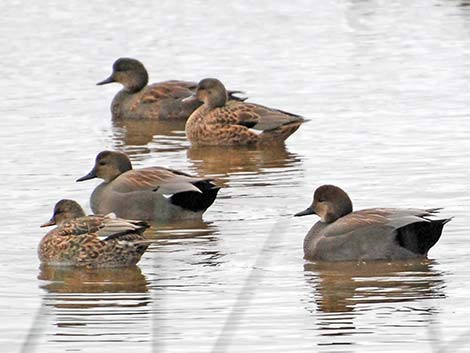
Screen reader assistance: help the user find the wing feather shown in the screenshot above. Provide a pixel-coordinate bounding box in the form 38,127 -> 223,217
323,208 -> 440,237
209,101 -> 305,132
109,167 -> 212,196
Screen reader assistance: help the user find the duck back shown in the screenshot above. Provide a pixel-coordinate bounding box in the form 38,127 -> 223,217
111,82 -> 200,120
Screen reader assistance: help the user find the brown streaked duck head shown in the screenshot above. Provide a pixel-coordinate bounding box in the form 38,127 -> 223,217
77,150 -> 133,183
295,185 -> 353,223
194,78 -> 228,108
97,58 -> 149,93
41,199 -> 86,227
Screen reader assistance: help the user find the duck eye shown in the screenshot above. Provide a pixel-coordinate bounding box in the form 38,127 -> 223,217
114,65 -> 127,72
99,161 -> 106,166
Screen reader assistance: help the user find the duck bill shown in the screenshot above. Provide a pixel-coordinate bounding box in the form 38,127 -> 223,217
96,75 -> 115,86
76,169 -> 97,182
294,206 -> 315,217
40,218 -> 56,228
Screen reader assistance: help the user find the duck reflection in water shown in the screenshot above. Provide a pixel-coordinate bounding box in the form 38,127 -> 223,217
111,118 -> 187,149
303,260 -> 445,347
186,144 -> 302,188
147,219 -> 225,268
36,265 -> 152,344
304,260 -> 445,314
38,264 -> 149,294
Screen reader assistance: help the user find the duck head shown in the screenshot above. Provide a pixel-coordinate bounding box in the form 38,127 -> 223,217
295,185 -> 353,223
77,150 -> 133,183
193,78 -> 228,108
41,199 -> 86,227
97,58 -> 149,93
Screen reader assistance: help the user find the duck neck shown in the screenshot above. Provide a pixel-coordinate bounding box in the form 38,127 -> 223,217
105,159 -> 133,183
320,199 -> 353,223
125,70 -> 148,93
323,211 -> 341,223
106,171 -> 124,183
327,201 -> 353,223
207,89 -> 228,108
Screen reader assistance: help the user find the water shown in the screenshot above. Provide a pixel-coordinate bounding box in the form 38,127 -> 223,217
1,0 -> 470,352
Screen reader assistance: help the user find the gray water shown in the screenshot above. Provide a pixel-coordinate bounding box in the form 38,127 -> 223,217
1,0 -> 470,352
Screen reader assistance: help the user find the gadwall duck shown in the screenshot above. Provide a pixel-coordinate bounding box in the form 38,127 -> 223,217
77,150 -> 220,221
185,78 -> 306,146
295,185 -> 451,261
98,58 -> 244,120
39,200 -> 151,268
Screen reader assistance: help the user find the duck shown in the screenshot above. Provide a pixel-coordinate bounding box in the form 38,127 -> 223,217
39,199 -> 151,268
295,185 -> 451,261
97,58 -> 244,120
184,78 -> 306,146
76,150 -> 220,221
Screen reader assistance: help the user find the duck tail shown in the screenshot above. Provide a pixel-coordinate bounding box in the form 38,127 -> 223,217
440,216 -> 453,225
397,217 -> 451,256
259,121 -> 303,143
170,180 -> 220,212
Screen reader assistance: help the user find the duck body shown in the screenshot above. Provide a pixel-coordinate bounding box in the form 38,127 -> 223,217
186,100 -> 304,146
110,80 -> 202,120
77,151 -> 219,221
38,200 -> 150,268
296,185 -> 451,262
302,207 -> 449,261
99,58 -> 243,120
185,78 -> 305,146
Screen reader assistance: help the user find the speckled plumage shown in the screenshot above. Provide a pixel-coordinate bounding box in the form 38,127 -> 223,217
98,58 -> 244,120
77,150 -> 220,221
295,185 -> 452,262
38,200 -> 151,268
185,78 -> 306,146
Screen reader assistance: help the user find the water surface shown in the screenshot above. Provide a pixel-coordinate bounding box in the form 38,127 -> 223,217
1,1 -> 470,352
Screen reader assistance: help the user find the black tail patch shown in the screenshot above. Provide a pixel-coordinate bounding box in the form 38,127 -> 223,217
397,218 -> 450,255
170,180 -> 220,212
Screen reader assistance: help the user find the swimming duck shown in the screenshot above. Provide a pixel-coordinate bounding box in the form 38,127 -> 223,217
39,199 -> 151,268
185,78 -> 306,146
295,185 -> 451,261
76,150 -> 220,221
97,58 -> 244,120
